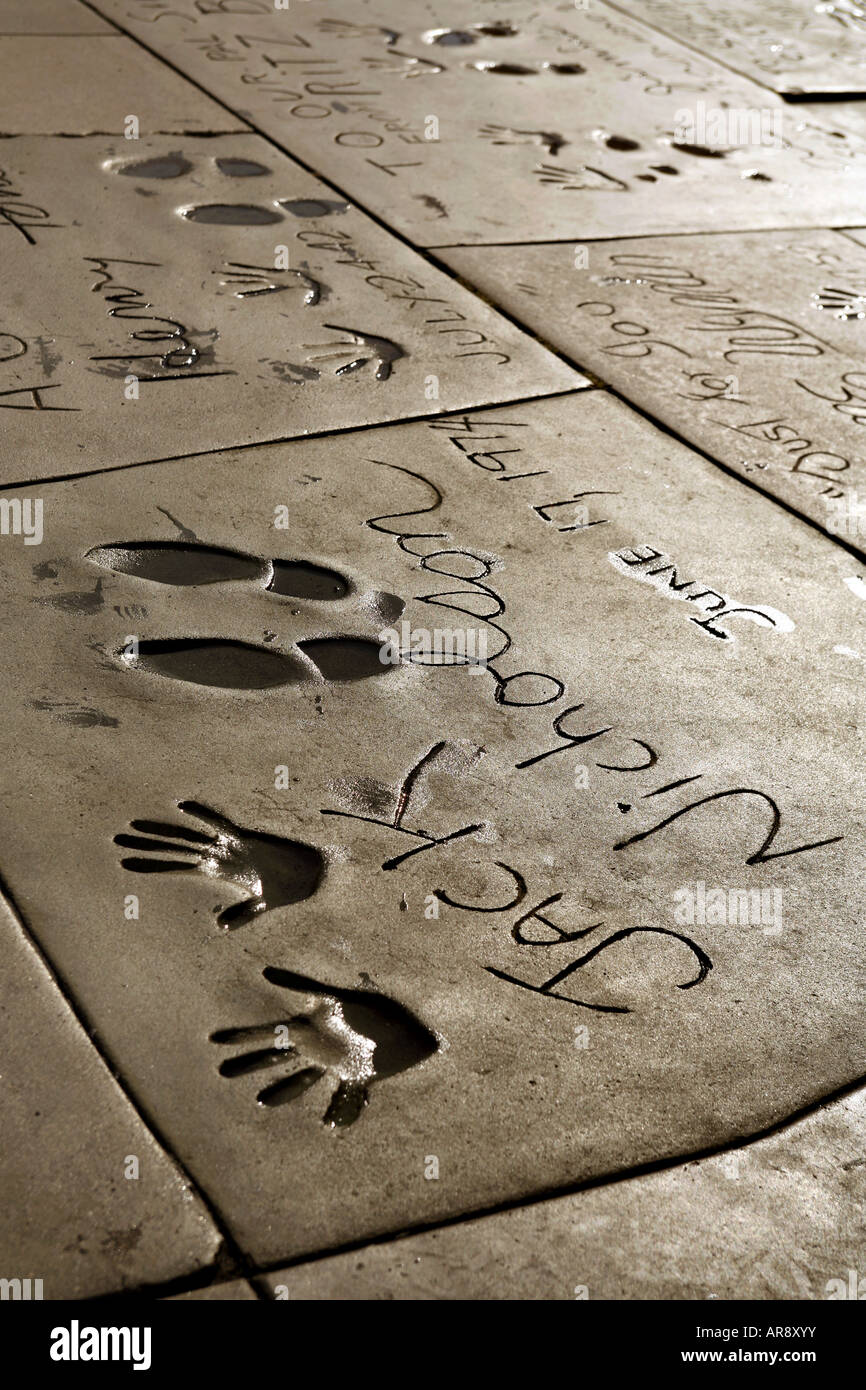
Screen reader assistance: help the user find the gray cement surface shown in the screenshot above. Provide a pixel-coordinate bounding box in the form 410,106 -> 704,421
0,0 -> 863,1304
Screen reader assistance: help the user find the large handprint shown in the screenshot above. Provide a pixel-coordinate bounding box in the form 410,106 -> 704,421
115,801 -> 324,928
211,967 -> 439,1127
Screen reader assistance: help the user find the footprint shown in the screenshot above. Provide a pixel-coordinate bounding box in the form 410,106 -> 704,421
211,966 -> 438,1125
115,799 -> 324,928
605,135 -> 641,152
92,543 -> 403,688
269,562 -> 350,600
585,135 -> 682,185
125,638 -> 311,690
111,153 -> 270,180
125,636 -> 394,689
181,204 -> 283,225
469,61 -> 536,74
279,198 -> 349,218
297,637 -> 389,682
469,60 -> 584,74
670,142 -> 727,159
107,153 -> 361,232
87,541 -> 351,599
214,157 -> 269,178
108,152 -> 350,229
424,21 -> 519,44
471,22 -> 519,37
115,153 -> 193,179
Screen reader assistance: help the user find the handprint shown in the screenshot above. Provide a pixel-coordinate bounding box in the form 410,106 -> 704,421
479,123 -> 567,156
217,261 -> 323,306
115,801 -> 324,928
360,48 -> 445,77
304,324 -> 405,382
534,162 -> 627,192
211,967 -> 439,1127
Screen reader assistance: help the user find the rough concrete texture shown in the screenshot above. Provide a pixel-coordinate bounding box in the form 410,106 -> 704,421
0,392 -> 862,1268
85,0 -> 866,245
614,0 -> 866,95
1,0 -> 863,1303
0,37 -> 242,133
0,893 -> 221,1298
0,133 -> 580,482
266,1084 -> 866,1300
441,229 -> 866,553
0,1 -> 115,35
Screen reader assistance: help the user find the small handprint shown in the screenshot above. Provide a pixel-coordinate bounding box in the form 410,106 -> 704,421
115,801 -> 324,928
304,324 -> 405,382
217,261 -> 323,306
211,967 -> 438,1126
534,162 -> 627,192
479,123 -> 567,156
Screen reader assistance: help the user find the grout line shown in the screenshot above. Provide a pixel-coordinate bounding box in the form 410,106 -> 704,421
598,382 -> 866,566
429,253 -> 866,567
29,0 -> 863,1298
0,868 -> 252,1297
70,2 -> 501,262
88,1062 -> 866,1300
0,387 -> 591,492
237,1067 -> 866,1290
779,89 -> 866,104
428,223 -> 866,248
49,0 -> 866,581
600,0 -> 829,101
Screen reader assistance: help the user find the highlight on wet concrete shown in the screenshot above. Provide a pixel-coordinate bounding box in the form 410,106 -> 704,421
0,0 -> 116,35
264,1082 -> 866,1300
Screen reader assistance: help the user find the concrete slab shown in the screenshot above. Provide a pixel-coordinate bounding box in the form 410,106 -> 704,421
0,37 -> 241,134
265,1084 -> 866,1299
613,0 -> 866,96
83,0 -> 866,245
0,0 -> 115,35
0,893 -> 221,1298
441,229 -> 866,556
0,134 -> 581,484
0,391 -> 862,1266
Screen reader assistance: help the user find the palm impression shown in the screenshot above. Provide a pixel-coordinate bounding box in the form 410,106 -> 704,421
115,800 -> 324,929
211,967 -> 439,1127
